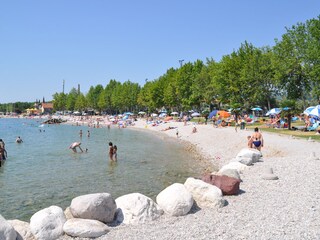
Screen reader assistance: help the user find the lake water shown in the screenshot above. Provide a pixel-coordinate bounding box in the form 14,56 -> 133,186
0,118 -> 207,221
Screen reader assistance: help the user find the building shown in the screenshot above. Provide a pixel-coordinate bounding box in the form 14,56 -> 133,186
41,102 -> 54,114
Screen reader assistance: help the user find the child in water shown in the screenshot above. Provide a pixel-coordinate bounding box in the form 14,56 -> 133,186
109,142 -> 114,161
113,145 -> 117,161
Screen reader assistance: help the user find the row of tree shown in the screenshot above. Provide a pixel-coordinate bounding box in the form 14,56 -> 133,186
3,16 -> 319,115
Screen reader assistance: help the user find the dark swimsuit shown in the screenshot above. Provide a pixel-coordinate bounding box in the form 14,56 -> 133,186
252,139 -> 261,148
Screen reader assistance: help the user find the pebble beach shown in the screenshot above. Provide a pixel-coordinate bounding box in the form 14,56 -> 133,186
92,119 -> 320,240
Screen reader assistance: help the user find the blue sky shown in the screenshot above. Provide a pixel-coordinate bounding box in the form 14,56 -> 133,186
1,1 -> 319,103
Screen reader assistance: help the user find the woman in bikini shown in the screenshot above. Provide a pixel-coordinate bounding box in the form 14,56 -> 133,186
251,127 -> 264,151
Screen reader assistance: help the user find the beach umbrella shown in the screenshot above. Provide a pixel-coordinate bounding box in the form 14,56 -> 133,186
251,107 -> 262,111
159,113 -> 167,118
191,112 -> 200,117
303,106 -> 315,115
151,113 -> 158,117
171,111 -> 179,116
138,111 -> 146,115
208,110 -> 218,119
217,110 -> 230,118
266,108 -> 281,116
308,105 -> 320,121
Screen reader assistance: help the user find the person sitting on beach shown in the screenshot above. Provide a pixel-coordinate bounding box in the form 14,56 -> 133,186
69,142 -> 83,153
192,125 -> 197,133
109,142 -> 114,161
16,136 -> 23,143
251,127 -> 264,151
113,145 -> 118,161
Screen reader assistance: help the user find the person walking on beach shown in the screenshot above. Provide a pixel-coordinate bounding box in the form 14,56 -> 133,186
176,128 -> 179,138
113,145 -> 118,161
250,127 -> 264,151
109,142 -> 114,161
69,142 -> 83,153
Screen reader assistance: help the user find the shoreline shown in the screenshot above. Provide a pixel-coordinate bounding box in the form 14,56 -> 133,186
2,116 -> 320,239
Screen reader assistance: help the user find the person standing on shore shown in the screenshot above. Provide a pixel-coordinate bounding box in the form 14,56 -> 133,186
109,142 -> 114,161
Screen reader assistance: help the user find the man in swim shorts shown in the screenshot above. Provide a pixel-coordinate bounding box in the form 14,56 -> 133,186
251,127 -> 264,151
69,142 -> 83,153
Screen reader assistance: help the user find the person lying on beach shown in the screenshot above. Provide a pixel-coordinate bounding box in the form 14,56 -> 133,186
69,142 -> 83,153
161,126 -> 177,131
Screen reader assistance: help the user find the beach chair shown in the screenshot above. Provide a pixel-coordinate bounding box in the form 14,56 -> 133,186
307,122 -> 319,131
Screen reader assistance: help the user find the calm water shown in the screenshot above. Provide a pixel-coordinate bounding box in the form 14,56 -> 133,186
0,118 -> 207,221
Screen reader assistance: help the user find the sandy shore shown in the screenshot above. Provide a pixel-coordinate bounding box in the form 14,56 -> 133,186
60,118 -> 320,239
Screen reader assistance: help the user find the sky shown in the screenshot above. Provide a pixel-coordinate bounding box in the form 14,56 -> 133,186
1,1 -> 320,103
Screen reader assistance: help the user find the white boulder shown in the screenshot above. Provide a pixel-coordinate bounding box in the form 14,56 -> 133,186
30,205 -> 66,240
184,177 -> 225,209
219,161 -> 249,174
156,183 -> 194,216
217,168 -> 241,181
70,193 -> 116,223
7,219 -> 35,240
63,218 -> 109,238
0,215 -> 17,240
115,193 -> 163,224
235,148 -> 262,164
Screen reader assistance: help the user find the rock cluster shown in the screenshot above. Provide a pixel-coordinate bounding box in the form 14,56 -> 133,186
0,147 -> 274,239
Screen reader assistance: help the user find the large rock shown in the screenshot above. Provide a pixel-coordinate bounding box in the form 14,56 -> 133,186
30,206 -> 66,240
115,193 -> 163,224
63,218 -> 109,238
218,168 -> 241,181
0,215 -> 17,240
184,177 -> 225,209
7,219 -> 35,240
235,148 -> 262,164
202,174 -> 241,195
156,183 -> 193,216
219,162 -> 249,174
70,193 -> 116,223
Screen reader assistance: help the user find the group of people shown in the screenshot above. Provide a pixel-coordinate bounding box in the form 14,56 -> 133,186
79,129 -> 90,138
